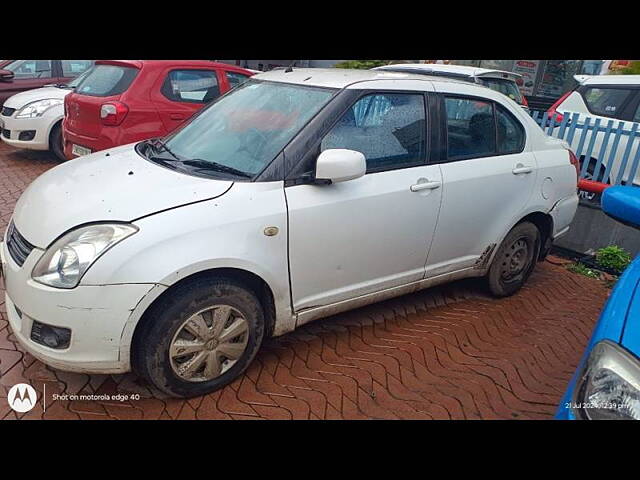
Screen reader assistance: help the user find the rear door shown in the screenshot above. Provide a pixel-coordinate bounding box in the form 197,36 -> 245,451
151,67 -> 224,133
0,60 -> 55,105
425,94 -> 537,277
64,62 -> 139,139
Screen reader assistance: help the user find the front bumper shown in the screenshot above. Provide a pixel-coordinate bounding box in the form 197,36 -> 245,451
0,112 -> 58,151
1,239 -> 159,374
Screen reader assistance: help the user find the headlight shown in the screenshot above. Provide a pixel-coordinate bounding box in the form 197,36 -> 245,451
573,340 -> 640,420
15,98 -> 64,119
32,223 -> 138,289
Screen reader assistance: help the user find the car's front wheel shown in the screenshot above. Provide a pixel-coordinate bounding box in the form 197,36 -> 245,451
133,277 -> 265,398
49,122 -> 66,162
486,221 -> 540,297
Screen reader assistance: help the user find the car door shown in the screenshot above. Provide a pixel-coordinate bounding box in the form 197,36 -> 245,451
425,94 -> 537,278
151,67 -> 225,134
0,60 -> 55,105
286,91 -> 443,312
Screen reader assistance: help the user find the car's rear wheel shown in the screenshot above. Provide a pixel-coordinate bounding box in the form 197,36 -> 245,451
486,222 -> 540,297
49,122 -> 66,162
133,277 -> 265,398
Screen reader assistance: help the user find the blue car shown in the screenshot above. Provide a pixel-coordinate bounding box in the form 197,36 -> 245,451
556,186 -> 640,420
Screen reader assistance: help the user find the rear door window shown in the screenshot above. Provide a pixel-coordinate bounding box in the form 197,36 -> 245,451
161,69 -> 220,103
581,87 -> 634,118
477,78 -> 523,104
75,64 -> 138,97
4,60 -> 53,79
225,71 -> 251,89
496,105 -> 525,153
61,60 -> 94,77
444,97 -> 496,159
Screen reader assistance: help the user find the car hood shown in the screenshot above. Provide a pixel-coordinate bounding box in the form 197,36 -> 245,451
11,144 -> 233,248
4,86 -> 70,109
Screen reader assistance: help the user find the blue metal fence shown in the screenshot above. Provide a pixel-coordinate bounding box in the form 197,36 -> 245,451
530,110 -> 640,186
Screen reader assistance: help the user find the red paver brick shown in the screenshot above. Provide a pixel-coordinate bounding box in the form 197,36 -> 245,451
0,142 -> 609,420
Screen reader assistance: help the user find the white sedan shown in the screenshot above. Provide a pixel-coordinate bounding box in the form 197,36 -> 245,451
0,75 -> 85,161
1,68 -> 579,397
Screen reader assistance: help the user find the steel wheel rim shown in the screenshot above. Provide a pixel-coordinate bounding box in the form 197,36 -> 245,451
169,305 -> 249,382
500,236 -> 530,282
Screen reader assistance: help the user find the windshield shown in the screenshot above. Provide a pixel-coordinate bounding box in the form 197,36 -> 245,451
478,78 -> 524,104
158,80 -> 336,178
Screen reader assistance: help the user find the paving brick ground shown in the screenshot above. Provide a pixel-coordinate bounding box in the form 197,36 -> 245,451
0,141 -> 610,420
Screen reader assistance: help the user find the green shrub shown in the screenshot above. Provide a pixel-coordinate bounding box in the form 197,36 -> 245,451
333,60 -> 391,70
618,61 -> 640,75
595,245 -> 632,274
567,262 -> 599,279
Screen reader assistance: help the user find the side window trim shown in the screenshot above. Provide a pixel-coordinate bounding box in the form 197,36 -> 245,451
319,89 -> 430,175
437,93 -> 525,164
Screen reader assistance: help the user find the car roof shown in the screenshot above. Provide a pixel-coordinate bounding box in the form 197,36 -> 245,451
375,63 -> 522,80
251,67 -> 470,89
94,60 -> 250,72
574,74 -> 640,86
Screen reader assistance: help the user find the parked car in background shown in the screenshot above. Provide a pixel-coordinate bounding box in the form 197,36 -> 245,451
1,72 -> 90,160
557,185 -> 640,420
0,60 -> 94,107
548,75 -> 640,189
1,68 -> 578,397
63,60 -> 254,159
374,63 -> 529,109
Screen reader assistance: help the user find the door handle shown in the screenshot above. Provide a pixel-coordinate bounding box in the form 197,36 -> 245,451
170,114 -> 185,121
410,180 -> 441,192
512,165 -> 533,175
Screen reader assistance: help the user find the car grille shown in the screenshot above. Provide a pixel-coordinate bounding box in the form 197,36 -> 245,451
1,106 -> 16,117
6,221 -> 34,267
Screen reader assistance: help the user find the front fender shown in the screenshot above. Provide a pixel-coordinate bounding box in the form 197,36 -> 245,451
82,181 -> 293,332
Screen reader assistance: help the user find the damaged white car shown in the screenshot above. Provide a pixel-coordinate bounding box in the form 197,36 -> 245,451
1,68 -> 578,397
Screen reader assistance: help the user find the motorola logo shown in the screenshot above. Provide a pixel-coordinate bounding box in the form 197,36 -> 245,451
7,383 -> 37,413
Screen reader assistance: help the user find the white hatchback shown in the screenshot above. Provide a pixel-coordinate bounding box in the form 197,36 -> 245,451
0,73 -> 87,161
0,68 -> 579,397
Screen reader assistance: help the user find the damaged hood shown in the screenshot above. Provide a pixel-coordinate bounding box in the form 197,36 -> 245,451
12,144 -> 233,248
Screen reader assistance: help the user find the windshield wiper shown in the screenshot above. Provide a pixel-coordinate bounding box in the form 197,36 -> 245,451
146,138 -> 181,162
182,159 -> 252,179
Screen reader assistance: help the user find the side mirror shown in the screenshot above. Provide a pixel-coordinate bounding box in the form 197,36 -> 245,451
602,186 -> 640,229
315,149 -> 366,183
0,69 -> 14,82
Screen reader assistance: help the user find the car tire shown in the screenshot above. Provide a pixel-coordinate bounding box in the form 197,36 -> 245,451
486,221 -> 540,297
49,123 -> 66,162
133,276 -> 265,398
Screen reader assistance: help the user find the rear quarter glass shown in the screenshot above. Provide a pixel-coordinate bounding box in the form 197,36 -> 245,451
75,65 -> 139,97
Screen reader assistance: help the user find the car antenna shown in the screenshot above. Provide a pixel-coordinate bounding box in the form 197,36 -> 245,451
284,60 -> 297,73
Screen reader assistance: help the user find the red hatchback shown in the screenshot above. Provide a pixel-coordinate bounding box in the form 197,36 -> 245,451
63,60 -> 254,159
